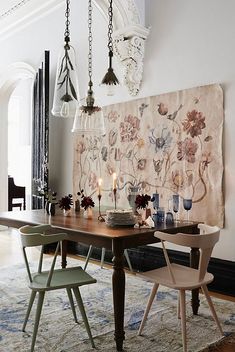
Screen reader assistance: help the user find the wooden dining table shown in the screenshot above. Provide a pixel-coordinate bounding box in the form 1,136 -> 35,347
0,209 -> 200,351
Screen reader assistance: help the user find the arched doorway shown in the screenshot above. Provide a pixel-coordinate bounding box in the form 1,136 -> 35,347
0,62 -> 35,211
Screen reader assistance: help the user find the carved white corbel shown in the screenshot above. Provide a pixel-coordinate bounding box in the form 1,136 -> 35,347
113,24 -> 150,96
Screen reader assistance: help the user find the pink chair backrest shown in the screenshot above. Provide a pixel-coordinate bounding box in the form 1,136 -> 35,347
154,224 -> 220,283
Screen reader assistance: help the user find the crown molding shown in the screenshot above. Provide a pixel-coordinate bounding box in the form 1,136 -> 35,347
0,0 -> 64,42
0,0 -> 149,96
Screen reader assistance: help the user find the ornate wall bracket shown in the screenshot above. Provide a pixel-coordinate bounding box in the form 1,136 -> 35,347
113,24 -> 150,96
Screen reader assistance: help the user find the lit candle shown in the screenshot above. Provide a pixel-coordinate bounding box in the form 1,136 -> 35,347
98,178 -> 102,196
112,172 -> 117,190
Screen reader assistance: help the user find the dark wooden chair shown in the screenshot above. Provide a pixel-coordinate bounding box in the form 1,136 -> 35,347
8,176 -> 26,211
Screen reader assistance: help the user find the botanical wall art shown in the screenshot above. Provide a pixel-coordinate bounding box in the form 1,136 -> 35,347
73,84 -> 224,227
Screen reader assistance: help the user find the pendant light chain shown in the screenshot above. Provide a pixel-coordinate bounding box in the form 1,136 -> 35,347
107,0 -> 113,52
88,0 -> 93,85
64,0 -> 70,43
100,0 -> 119,91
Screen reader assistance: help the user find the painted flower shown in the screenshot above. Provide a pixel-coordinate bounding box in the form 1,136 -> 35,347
109,129 -> 118,146
182,110 -> 206,138
114,148 -> 122,161
172,170 -> 184,189
177,137 -> 198,163
137,159 -> 147,170
108,110 -> 119,122
88,172 -> 97,190
120,114 -> 140,142
201,151 -> 212,170
106,163 -> 115,176
153,159 -> 163,174
149,127 -> 172,154
101,146 -> 108,161
76,140 -> 86,154
157,102 -> 168,115
136,138 -> 145,148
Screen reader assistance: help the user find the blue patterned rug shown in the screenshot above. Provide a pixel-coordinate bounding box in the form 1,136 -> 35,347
0,257 -> 234,351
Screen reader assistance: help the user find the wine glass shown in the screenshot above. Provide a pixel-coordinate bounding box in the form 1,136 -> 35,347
152,193 -> 159,212
183,198 -> 192,222
172,194 -> 179,222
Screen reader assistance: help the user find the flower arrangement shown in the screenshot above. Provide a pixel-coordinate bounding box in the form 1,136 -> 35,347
58,194 -> 73,211
135,194 -> 151,209
81,195 -> 95,211
77,189 -> 84,201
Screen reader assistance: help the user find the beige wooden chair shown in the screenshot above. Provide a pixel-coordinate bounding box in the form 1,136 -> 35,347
137,224 -> 223,352
19,224 -> 96,352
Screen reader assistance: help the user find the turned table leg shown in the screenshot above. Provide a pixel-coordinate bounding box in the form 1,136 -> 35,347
112,240 -> 125,351
61,239 -> 68,268
190,247 -> 200,314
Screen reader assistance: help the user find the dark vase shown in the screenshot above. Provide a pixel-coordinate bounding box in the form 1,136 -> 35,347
45,201 -> 50,214
75,199 -> 80,212
49,203 -> 56,216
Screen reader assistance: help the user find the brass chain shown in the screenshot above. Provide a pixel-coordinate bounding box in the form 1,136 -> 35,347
107,0 -> 113,52
64,0 -> 70,40
88,0 -> 93,83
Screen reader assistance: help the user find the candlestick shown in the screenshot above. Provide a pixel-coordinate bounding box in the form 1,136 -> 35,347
113,187 -> 117,210
97,194 -> 105,222
98,178 -> 102,196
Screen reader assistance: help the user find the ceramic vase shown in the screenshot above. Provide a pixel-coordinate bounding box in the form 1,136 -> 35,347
83,207 -> 93,219
63,209 -> 71,216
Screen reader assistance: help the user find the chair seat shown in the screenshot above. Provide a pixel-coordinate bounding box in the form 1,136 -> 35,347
137,263 -> 214,290
29,266 -> 97,291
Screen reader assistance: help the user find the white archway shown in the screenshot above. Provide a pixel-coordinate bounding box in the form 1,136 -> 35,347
0,0 -> 149,96
0,62 -> 36,211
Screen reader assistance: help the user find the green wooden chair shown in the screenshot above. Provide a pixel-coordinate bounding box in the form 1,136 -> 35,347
19,224 -> 96,352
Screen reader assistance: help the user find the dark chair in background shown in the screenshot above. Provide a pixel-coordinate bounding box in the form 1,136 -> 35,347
8,176 -> 26,211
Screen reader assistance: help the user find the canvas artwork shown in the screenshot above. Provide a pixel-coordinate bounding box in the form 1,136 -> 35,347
73,84 -> 224,227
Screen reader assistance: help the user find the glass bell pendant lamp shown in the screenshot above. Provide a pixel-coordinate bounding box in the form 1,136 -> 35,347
72,0 -> 105,136
51,0 -> 79,118
101,0 -> 119,96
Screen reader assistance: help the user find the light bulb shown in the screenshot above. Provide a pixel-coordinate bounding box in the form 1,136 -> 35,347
60,102 -> 70,117
106,84 -> 115,96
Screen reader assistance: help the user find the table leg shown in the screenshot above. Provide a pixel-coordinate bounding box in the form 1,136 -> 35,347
61,240 -> 68,268
112,240 -> 125,351
190,247 -> 200,314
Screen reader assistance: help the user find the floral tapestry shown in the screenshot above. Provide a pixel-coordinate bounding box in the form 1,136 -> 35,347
73,84 -> 224,227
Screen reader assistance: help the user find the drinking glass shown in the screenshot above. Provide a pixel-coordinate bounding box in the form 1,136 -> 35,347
172,194 -> 179,222
152,193 -> 159,211
183,198 -> 192,222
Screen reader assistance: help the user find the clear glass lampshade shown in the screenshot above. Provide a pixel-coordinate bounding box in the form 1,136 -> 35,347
51,43 -> 79,118
72,104 -> 105,137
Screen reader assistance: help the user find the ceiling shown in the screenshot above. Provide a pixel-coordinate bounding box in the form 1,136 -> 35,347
0,0 -> 63,41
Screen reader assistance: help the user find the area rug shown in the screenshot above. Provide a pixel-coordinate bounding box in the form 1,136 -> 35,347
0,257 -> 234,352
199,332 -> 235,352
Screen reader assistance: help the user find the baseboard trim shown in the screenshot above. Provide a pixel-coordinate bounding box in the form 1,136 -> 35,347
67,242 -> 235,297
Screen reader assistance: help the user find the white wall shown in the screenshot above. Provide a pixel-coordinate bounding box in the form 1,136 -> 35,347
142,0 -> 235,261
0,0 -> 234,261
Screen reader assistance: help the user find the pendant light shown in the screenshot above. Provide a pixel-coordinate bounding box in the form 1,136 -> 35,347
51,0 -> 79,118
101,0 -> 119,96
72,0 -> 105,136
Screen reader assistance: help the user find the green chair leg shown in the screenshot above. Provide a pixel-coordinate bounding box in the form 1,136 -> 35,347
84,245 -> 93,271
22,291 -> 37,331
66,288 -> 78,323
73,287 -> 95,348
30,291 -> 45,352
